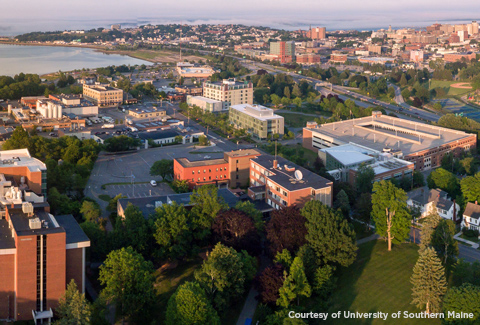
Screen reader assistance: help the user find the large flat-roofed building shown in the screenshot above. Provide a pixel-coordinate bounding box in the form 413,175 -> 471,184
303,112 -> 476,171
128,106 -> 166,119
270,41 -> 295,63
82,84 -> 123,106
203,78 -> 253,111
173,149 -> 261,189
229,104 -> 284,140
443,52 -> 476,63
0,149 -> 89,322
176,63 -> 216,79
186,95 -> 223,113
48,94 -> 98,116
248,154 -> 333,209
307,27 -> 326,40
0,149 -> 47,197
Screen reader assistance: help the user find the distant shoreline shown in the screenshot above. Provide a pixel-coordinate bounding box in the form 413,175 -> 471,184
0,41 -> 158,64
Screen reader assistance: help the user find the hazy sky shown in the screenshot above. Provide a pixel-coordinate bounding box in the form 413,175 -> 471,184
1,0 -> 480,35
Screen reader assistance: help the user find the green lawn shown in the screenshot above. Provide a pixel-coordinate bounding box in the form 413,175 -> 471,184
278,113 -> 317,128
326,240 -> 441,325
429,80 -> 472,97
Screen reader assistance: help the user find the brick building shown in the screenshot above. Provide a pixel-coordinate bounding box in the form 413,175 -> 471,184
296,54 -> 321,64
0,149 -> 89,322
329,51 -> 348,63
307,27 -> 326,40
248,154 -> 332,209
173,149 -> 261,189
82,84 -> 123,106
270,41 -> 295,63
303,112 -> 476,172
443,52 -> 476,63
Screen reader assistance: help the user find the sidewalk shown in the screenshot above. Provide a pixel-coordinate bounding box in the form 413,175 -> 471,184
454,232 -> 479,248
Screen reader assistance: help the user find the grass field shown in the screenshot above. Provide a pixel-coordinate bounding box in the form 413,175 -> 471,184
326,240 -> 441,325
430,80 -> 472,97
278,112 -> 317,128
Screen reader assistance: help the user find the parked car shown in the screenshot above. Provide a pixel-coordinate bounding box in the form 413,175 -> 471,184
49,132 -> 58,137
150,180 -> 157,187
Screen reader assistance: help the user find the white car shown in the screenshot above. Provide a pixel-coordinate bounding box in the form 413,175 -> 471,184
150,180 -> 157,187
204,155 -> 211,159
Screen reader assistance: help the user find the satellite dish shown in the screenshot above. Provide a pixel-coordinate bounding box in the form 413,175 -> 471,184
295,170 -> 303,181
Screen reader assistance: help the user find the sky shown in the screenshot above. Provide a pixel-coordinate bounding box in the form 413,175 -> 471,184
1,0 -> 480,35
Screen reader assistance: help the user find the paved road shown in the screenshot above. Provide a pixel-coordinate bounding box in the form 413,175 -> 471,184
410,227 -> 480,263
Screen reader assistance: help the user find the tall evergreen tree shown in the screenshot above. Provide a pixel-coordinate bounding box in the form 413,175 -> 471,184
443,283 -> 480,323
371,181 -> 410,251
55,279 -> 92,325
431,219 -> 459,264
411,247 -> 447,313
419,206 -> 441,251
277,257 -> 312,308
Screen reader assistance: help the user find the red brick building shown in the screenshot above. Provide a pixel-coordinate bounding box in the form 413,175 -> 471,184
0,149 -> 89,323
329,51 -> 348,63
296,54 -> 321,64
248,155 -> 332,209
307,27 -> 326,40
173,149 -> 261,189
443,52 -> 476,62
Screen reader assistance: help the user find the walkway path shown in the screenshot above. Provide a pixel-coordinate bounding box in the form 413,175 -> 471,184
357,234 -> 380,245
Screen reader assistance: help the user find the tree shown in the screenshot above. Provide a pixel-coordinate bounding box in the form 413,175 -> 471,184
171,179 -> 189,193
293,97 -> 302,108
113,204 -> 149,255
2,126 -> 31,151
55,279 -> 92,325
371,181 -> 410,251
355,164 -> 375,194
399,74 -> 408,87
153,202 -> 194,260
195,243 -> 255,310
274,249 -> 293,269
419,207 -> 441,251
353,193 -> 372,227
284,86 -> 291,99
292,84 -> 302,98
313,265 -> 336,298
150,159 -> 173,181
277,257 -> 312,308
431,219 -> 459,264
80,200 -> 102,225
107,194 -> 126,212
461,172 -> 480,203
461,157 -> 477,175
410,247 -> 447,314
234,200 -> 264,231
254,264 -> 285,306
333,189 -> 350,218
443,283 -> 480,323
165,282 -> 220,325
413,171 -> 425,188
302,201 -> 357,267
266,206 -> 307,256
427,168 -> 459,199
198,135 -> 209,146
99,247 -> 156,322
190,185 -> 228,241
212,209 -> 261,256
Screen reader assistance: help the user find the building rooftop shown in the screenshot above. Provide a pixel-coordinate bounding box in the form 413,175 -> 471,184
306,114 -> 473,156
189,96 -> 222,104
464,202 -> 480,220
224,149 -> 261,158
176,157 -> 227,168
55,214 -> 90,245
138,130 -> 179,140
408,187 -> 454,211
9,208 -> 64,237
118,188 -> 240,218
252,154 -> 332,191
230,104 -> 284,121
0,149 -> 46,172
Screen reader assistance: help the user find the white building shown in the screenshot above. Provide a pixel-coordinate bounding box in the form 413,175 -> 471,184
407,187 -> 459,221
186,95 -> 223,112
36,99 -> 62,119
462,202 -> 480,230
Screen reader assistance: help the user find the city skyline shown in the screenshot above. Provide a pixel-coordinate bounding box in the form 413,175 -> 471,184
1,1 -> 480,35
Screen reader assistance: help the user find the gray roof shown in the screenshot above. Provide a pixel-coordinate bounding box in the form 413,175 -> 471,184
118,188 -> 240,218
55,214 -> 90,244
252,154 -> 332,191
138,130 -> 178,140
408,187 -> 454,211
464,202 -> 480,220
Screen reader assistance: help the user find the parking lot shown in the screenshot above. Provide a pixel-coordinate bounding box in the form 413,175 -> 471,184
103,182 -> 174,199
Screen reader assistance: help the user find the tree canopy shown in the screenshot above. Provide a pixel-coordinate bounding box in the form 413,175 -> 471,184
266,206 -> 307,256
56,279 -> 92,325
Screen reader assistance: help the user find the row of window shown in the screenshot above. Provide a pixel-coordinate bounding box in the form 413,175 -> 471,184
192,174 -> 227,181
192,167 -> 227,174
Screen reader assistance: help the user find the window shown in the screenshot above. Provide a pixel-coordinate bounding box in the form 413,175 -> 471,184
209,169 -> 211,172
236,160 -> 239,163
209,176 -> 211,180
192,178 -> 194,181
216,168 -> 219,171
220,175 -> 223,179
204,170 -> 206,173
236,167 -> 239,172
236,175 -> 239,179
198,178 -> 200,181
198,170 -> 200,174
224,174 -> 227,179
192,171 -> 195,174
203,177 -> 206,181
220,167 -> 223,171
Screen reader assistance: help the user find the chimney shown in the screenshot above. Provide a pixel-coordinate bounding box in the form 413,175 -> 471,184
273,160 -> 278,169
476,201 -> 478,205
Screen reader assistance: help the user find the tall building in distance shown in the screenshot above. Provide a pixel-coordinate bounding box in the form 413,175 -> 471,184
0,149 -> 90,323
307,26 -> 326,40
203,78 -> 253,111
269,41 -> 295,63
